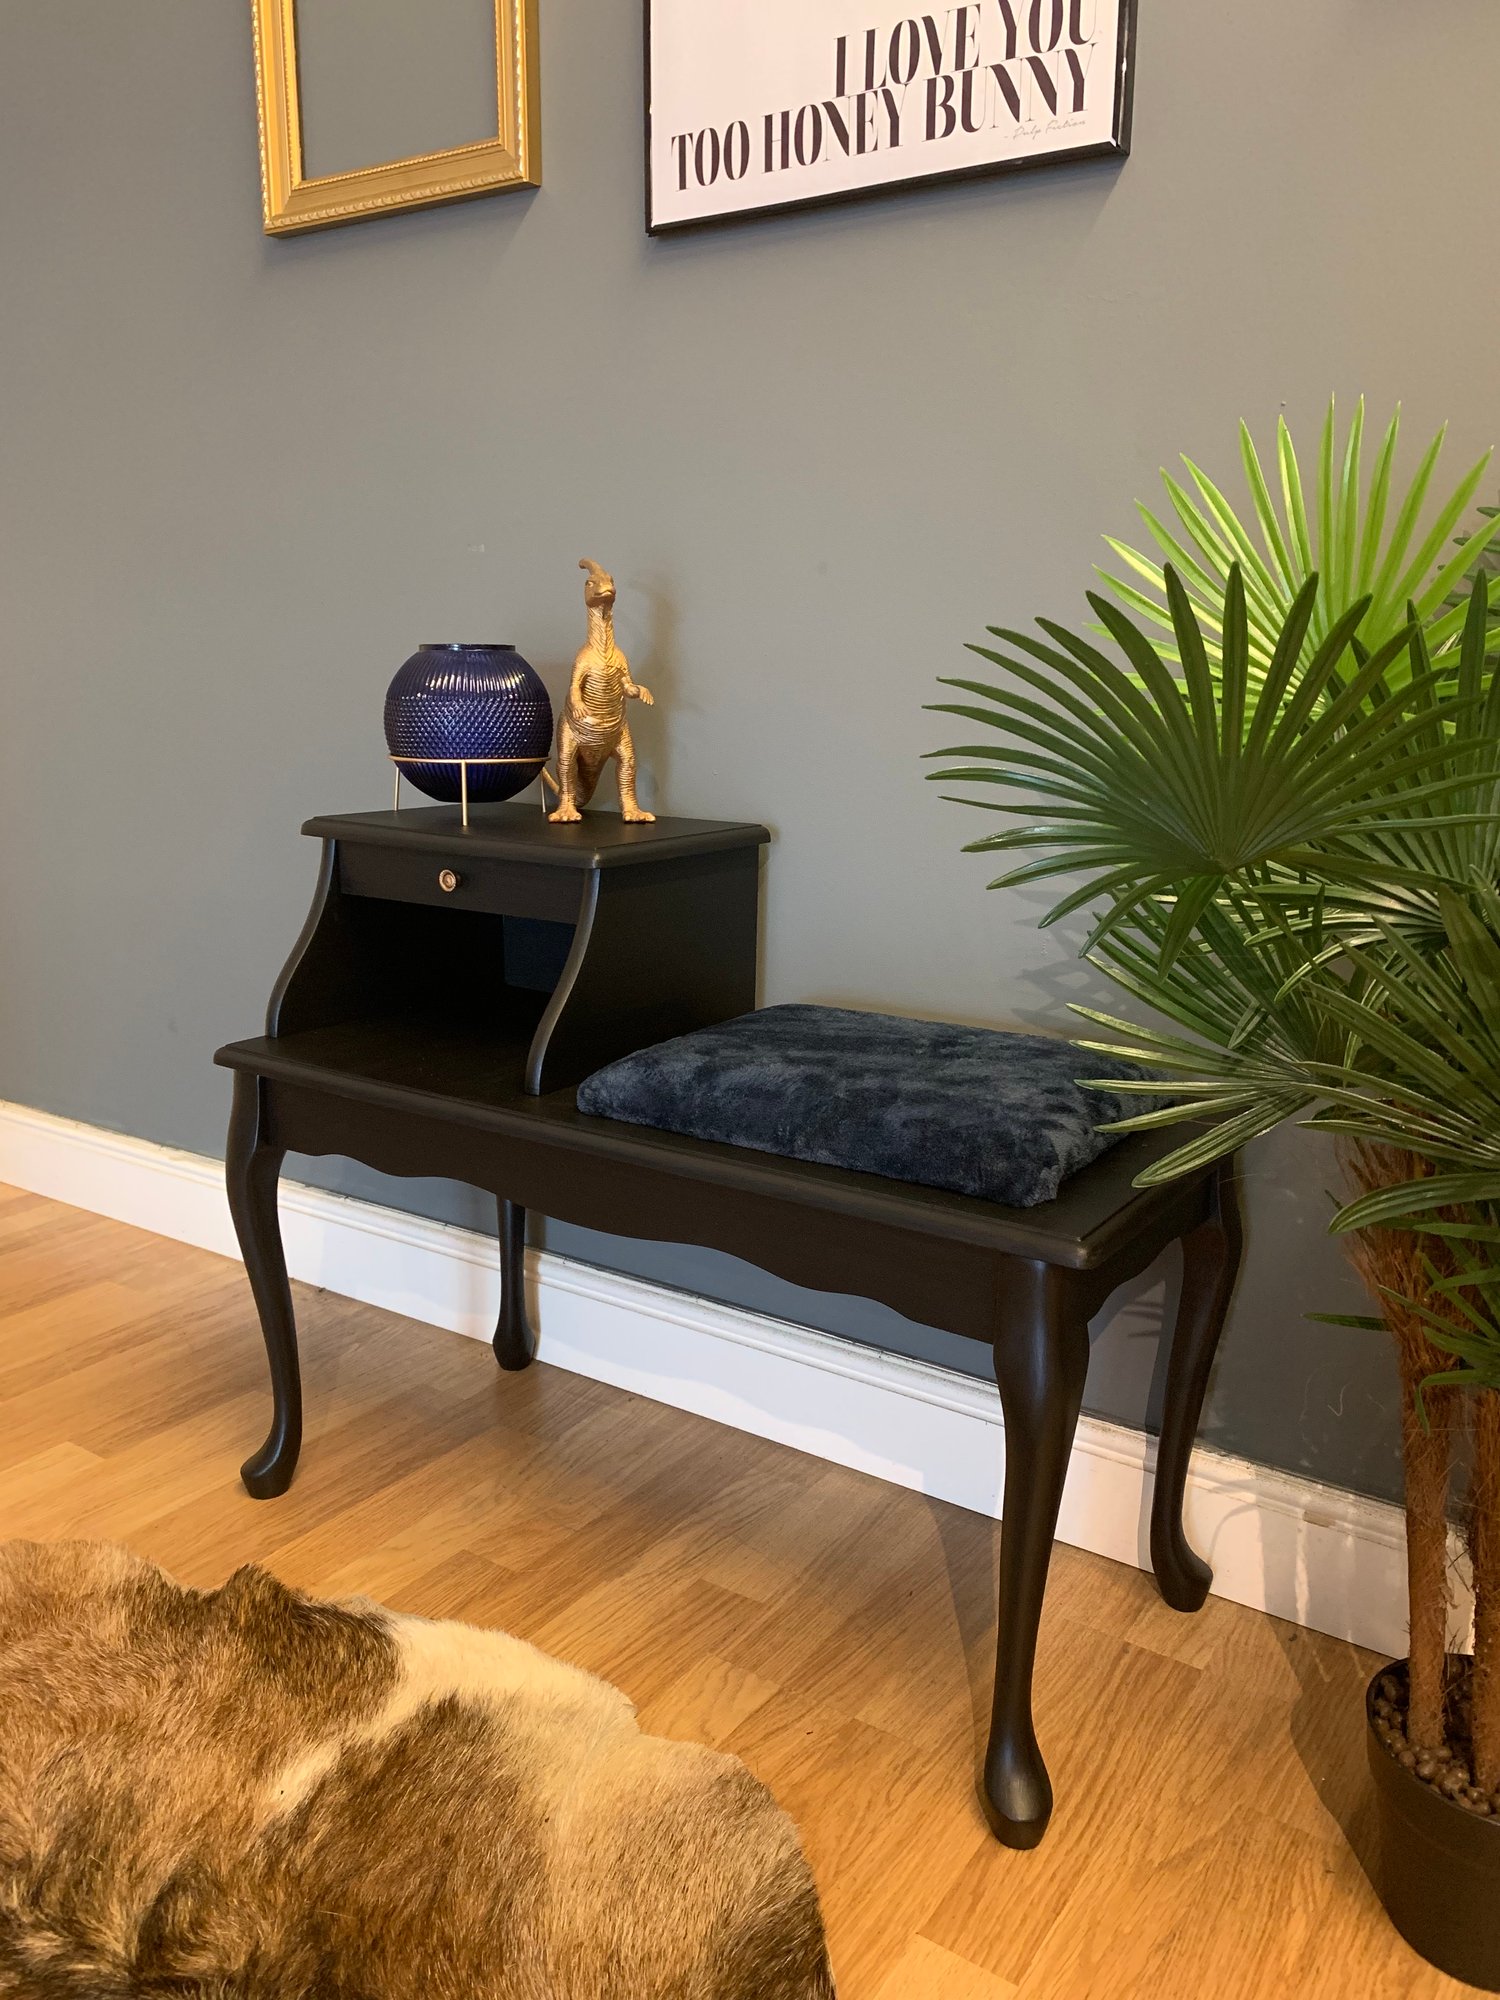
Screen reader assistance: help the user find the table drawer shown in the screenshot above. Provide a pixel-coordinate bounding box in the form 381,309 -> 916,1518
337,842 -> 581,922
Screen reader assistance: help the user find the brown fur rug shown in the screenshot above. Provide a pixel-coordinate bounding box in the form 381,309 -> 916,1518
0,1541 -> 835,1998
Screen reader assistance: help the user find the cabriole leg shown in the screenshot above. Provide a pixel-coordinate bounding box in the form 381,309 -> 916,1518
985,1265 -> 1092,1849
493,1199 -> 537,1372
1150,1157 -> 1244,1611
226,1072 -> 302,1499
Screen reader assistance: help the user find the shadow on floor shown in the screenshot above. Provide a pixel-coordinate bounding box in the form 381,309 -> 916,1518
1278,1614 -> 1381,1882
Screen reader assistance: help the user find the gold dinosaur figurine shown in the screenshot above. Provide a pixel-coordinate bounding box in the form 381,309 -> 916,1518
547,559 -> 655,823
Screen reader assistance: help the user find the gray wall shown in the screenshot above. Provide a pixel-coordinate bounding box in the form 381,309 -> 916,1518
5,0 -> 1496,1505
297,0 -> 500,181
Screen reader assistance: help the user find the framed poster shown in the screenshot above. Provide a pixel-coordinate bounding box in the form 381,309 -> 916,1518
646,1 -> 1136,233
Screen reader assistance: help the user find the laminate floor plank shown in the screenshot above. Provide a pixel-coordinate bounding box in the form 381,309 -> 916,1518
0,1185 -> 1468,1998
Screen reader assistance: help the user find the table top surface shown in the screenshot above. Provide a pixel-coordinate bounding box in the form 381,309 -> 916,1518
303,805 -> 772,870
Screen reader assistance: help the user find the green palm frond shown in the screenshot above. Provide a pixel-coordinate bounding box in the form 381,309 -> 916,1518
1194,579 -> 1500,954
1059,895 -> 1363,1179
1365,1262 -> 1500,1396
925,567 -> 1500,960
930,444 -> 1500,1403
931,570 -> 1500,1231
1099,399 -> 1500,683
1310,895 -> 1500,1201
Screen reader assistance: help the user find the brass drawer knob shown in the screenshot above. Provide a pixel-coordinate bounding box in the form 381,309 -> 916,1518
438,868 -> 461,894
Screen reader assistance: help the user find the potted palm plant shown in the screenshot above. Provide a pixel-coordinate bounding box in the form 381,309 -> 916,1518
928,403 -> 1500,1987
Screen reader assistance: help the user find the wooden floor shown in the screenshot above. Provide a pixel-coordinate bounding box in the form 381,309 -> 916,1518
0,1182 -> 1468,1998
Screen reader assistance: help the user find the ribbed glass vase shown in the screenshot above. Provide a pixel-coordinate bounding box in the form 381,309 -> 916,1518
384,643 -> 553,804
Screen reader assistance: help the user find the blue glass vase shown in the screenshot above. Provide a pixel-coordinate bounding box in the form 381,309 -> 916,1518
384,643 -> 554,805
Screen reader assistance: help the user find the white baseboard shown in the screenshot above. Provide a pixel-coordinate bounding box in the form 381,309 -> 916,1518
0,1097 -> 1431,1659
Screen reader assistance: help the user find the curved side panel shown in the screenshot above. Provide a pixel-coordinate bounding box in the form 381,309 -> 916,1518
527,848 -> 761,1097
266,838 -> 367,1038
524,871 -> 601,1095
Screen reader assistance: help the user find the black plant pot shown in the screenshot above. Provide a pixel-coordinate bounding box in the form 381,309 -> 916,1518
1367,1662 -> 1500,1990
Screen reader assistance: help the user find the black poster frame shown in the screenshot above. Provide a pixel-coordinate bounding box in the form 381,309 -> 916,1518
644,0 -> 1138,235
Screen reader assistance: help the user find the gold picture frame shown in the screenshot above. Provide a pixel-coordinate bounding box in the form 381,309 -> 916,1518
252,0 -> 540,236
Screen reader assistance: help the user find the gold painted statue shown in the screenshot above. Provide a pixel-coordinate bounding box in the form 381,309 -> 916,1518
547,559 -> 655,823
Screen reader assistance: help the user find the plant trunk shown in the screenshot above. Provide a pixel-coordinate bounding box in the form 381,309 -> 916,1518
1342,1144 -> 1462,1756
1402,1368 -> 1454,1755
1470,1392 -> 1500,1791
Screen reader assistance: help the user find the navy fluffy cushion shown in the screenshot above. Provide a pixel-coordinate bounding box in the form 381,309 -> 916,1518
575,1004 -> 1158,1209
